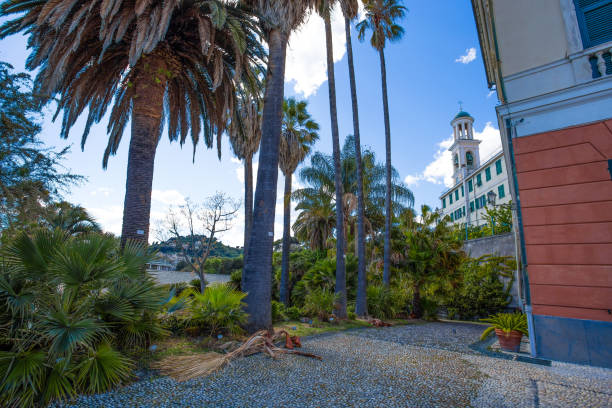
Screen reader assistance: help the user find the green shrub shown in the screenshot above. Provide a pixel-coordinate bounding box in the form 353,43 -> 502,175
271,300 -> 288,323
420,297 -> 439,321
170,281 -> 188,296
444,255 -> 515,320
230,269 -> 242,290
188,283 -> 247,336
291,254 -> 357,307
302,288 -> 336,320
480,312 -> 528,340
366,284 -> 408,319
286,306 -> 302,320
0,230 -> 166,406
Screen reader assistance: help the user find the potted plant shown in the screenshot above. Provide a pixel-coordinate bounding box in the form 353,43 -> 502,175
480,312 -> 528,352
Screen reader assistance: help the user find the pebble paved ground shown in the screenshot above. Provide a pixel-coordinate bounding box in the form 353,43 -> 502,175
57,322 -> 612,407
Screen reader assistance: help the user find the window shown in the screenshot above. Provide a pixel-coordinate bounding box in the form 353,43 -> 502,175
455,190 -> 459,201
442,197 -> 446,208
468,179 -> 473,192
485,167 -> 491,181
450,213 -> 454,221
470,201 -> 474,212
466,151 -> 474,166
449,194 -> 453,204
454,153 -> 459,168
574,0 -> 612,48
462,206 -> 465,217
495,159 -> 503,175
461,185 -> 464,197
475,195 -> 486,209
476,174 -> 482,186
498,184 -> 506,199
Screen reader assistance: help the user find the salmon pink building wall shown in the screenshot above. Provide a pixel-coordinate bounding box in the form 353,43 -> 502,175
510,118 -> 612,366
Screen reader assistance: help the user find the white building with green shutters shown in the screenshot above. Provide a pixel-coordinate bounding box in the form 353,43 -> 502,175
439,110 -> 510,226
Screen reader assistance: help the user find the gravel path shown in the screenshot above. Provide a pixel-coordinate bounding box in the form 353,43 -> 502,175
56,322 -> 612,407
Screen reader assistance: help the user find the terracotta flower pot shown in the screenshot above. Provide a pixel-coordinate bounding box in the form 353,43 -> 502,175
495,328 -> 523,352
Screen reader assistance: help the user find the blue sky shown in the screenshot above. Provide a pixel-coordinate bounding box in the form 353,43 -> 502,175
0,1 -> 501,246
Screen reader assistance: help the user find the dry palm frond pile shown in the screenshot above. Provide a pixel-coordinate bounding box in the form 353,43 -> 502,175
152,330 -> 321,381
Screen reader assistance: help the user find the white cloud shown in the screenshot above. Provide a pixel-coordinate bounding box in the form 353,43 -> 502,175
487,90 -> 496,98
285,6 -> 346,97
90,187 -> 112,197
455,47 -> 477,64
404,174 -> 422,187
151,189 -> 185,206
88,205 -> 123,236
404,122 -> 501,189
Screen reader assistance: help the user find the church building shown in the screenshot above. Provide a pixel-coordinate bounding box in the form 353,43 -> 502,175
439,110 -> 510,226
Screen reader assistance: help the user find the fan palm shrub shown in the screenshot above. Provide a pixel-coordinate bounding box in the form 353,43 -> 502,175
0,229 -> 167,406
188,283 -> 247,336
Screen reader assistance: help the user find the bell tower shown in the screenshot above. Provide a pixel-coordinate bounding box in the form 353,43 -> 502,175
449,108 -> 481,184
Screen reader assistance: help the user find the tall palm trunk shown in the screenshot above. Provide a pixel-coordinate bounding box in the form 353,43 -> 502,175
242,29 -> 288,331
243,154 -> 254,255
345,16 -> 367,316
379,48 -> 392,287
279,173 -> 292,305
324,10 -> 347,319
120,54 -> 167,247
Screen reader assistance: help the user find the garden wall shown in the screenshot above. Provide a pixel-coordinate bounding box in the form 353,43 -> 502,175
463,232 -> 520,308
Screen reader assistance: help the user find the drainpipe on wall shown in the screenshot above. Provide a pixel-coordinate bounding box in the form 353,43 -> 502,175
505,117 -> 536,357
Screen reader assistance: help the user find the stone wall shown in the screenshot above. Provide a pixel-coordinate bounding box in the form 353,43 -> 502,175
462,232 -> 521,308
463,232 -> 515,258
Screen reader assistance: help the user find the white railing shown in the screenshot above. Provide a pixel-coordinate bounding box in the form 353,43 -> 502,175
591,47 -> 612,78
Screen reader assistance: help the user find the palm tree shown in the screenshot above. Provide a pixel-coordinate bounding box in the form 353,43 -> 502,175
339,0 -> 368,316
229,95 -> 262,257
357,0 -> 406,287
44,201 -> 102,235
279,98 -> 319,305
0,0 -> 265,247
400,205 -> 463,318
293,191 -> 336,251
317,0 -> 357,319
294,136 -> 413,253
240,0 -> 317,331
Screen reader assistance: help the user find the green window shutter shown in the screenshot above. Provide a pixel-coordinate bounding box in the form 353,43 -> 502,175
468,179 -> 473,192
443,197 -> 446,208
495,159 -> 503,175
470,201 -> 474,212
574,0 -> 612,48
461,185 -> 464,197
462,206 -> 465,216
450,213 -> 454,221
449,194 -> 453,204
485,167 -> 491,181
476,174 -> 482,186
455,190 -> 459,201
498,184 -> 505,198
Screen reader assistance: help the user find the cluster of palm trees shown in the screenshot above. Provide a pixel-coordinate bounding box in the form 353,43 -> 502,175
0,0 -> 407,331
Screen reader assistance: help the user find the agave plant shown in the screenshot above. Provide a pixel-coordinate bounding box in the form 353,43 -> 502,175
480,312 -> 528,341
0,229 -> 167,406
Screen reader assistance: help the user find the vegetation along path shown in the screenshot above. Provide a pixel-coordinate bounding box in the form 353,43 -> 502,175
55,322 -> 612,407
